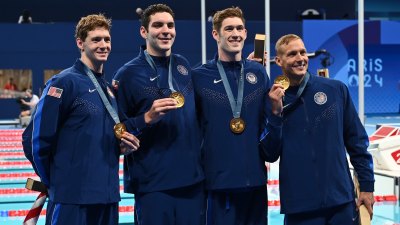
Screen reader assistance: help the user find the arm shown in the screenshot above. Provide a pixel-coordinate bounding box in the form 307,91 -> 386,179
22,79 -> 65,187
342,84 -> 374,216
115,69 -> 177,137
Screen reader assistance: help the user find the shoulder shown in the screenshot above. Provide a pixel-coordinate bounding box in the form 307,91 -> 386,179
173,53 -> 190,66
114,57 -> 147,81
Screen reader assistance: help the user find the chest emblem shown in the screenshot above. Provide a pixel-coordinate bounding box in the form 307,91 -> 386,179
246,72 -> 257,84
314,92 -> 327,105
177,65 -> 188,75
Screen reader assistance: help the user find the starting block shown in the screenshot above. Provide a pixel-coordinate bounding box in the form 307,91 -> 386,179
368,125 -> 400,171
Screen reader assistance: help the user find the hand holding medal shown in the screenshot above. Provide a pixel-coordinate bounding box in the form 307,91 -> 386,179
274,75 -> 290,90
170,91 -> 185,108
114,123 -> 127,139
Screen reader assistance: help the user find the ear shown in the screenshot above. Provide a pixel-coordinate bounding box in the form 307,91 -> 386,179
243,28 -> 247,41
76,38 -> 84,51
275,56 -> 282,67
140,26 -> 148,39
212,29 -> 219,42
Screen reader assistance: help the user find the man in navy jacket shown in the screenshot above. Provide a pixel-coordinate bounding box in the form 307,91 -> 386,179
261,34 -> 375,225
192,7 -> 272,225
22,14 -> 139,225
113,4 -> 205,225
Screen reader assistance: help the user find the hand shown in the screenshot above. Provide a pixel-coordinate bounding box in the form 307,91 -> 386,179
144,98 -> 177,125
247,51 -> 268,65
268,84 -> 285,116
119,132 -> 140,155
357,192 -> 374,220
21,99 -> 27,105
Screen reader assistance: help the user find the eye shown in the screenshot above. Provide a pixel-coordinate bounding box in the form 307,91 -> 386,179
224,26 -> 234,32
167,22 -> 175,28
152,22 -> 163,28
236,25 -> 244,31
92,37 -> 102,42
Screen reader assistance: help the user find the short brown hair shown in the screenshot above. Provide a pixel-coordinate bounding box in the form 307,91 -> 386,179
141,4 -> 174,31
75,14 -> 111,41
212,7 -> 245,33
275,34 -> 301,56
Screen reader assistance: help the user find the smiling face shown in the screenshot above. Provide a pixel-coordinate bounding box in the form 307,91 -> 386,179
77,27 -> 111,73
141,12 -> 175,57
213,16 -> 247,61
275,36 -> 309,85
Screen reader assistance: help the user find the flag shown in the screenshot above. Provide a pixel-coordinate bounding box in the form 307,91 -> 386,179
47,86 -> 63,98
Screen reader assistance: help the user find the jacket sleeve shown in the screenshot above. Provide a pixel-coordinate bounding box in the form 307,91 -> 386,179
115,69 -> 148,137
22,77 -> 66,187
259,67 -> 283,162
342,83 -> 375,192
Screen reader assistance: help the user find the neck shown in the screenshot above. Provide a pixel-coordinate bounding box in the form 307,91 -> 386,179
146,46 -> 171,57
218,50 -> 241,62
80,57 -> 103,74
288,73 -> 305,87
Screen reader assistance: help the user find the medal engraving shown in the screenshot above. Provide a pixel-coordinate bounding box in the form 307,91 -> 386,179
170,91 -> 185,108
114,123 -> 127,139
274,75 -> 290,90
230,117 -> 245,134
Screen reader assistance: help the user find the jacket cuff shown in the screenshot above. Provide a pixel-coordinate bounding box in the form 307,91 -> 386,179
359,181 -> 374,192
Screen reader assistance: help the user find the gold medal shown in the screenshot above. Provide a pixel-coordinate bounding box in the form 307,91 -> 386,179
114,123 -> 126,139
274,75 -> 290,90
230,117 -> 245,134
170,91 -> 185,108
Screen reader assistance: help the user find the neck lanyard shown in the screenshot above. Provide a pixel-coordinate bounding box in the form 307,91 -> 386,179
144,50 -> 177,92
283,72 -> 310,109
82,62 -> 120,124
216,60 -> 244,119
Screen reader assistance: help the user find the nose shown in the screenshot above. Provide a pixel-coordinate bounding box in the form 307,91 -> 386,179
232,28 -> 239,36
160,24 -> 170,33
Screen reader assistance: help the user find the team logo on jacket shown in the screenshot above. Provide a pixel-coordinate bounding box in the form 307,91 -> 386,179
314,92 -> 327,105
107,86 -> 115,98
246,72 -> 257,84
177,65 -> 188,75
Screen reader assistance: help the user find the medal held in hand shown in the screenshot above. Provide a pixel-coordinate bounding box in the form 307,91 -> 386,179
230,117 -> 245,134
170,91 -> 185,108
274,75 -> 290,90
114,123 -> 127,139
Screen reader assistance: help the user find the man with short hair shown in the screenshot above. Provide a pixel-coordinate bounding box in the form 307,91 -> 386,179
113,4 -> 205,225
261,34 -> 375,225
192,7 -> 272,225
22,14 -> 140,225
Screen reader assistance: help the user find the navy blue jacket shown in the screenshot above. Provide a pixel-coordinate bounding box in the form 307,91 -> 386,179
114,47 -> 204,194
22,59 -> 121,204
260,73 -> 374,214
192,55 -> 271,190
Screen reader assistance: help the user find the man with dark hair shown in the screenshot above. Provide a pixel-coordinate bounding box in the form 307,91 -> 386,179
113,4 -> 204,225
22,14 -> 140,225
261,34 -> 375,225
192,7 -> 272,225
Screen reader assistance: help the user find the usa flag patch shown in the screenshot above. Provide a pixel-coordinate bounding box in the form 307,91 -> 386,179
47,86 -> 63,98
